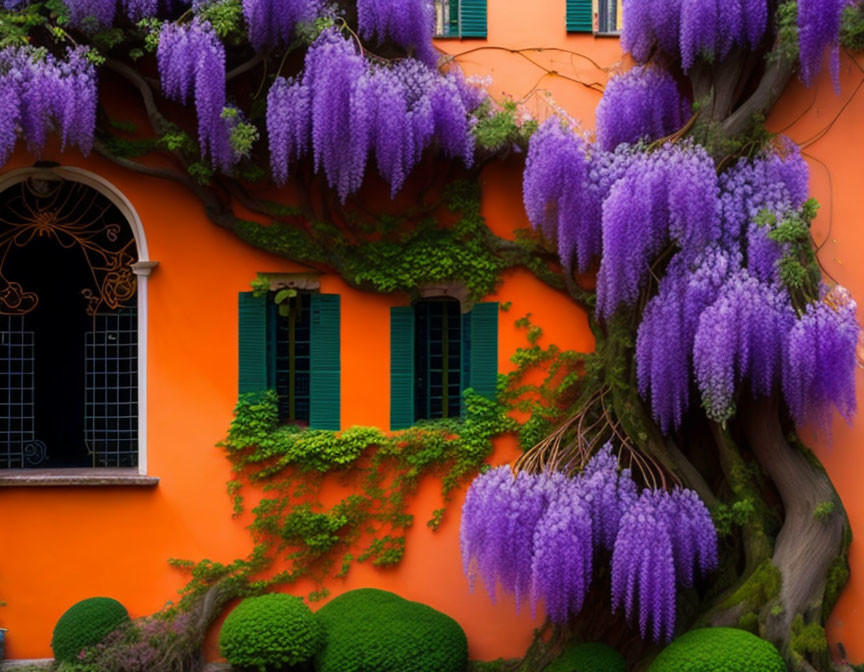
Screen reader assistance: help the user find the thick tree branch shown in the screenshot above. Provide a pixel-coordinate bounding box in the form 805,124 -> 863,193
721,53 -> 797,139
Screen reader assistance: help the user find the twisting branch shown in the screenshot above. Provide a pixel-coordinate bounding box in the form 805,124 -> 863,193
104,59 -> 173,136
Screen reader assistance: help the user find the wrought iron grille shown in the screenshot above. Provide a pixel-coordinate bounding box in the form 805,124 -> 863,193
0,315 -> 42,468
85,309 -> 138,467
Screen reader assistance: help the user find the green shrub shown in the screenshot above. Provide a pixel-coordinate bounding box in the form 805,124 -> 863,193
314,588 -> 468,672
648,627 -> 785,672
218,593 -> 323,671
51,597 -> 130,663
546,642 -> 626,672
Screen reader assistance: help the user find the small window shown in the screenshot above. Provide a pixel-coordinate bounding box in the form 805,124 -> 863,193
595,0 -> 621,35
390,300 -> 497,430
414,298 -> 462,420
238,290 -> 340,431
271,291 -> 312,425
566,0 -> 621,36
434,0 -> 487,39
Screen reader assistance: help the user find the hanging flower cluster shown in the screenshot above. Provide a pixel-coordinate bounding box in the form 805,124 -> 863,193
356,0 -> 438,68
798,0 -> 847,88
59,0 -> 181,30
636,247 -> 738,432
595,143 -> 719,318
622,0 -> 769,69
242,0 -> 320,50
595,66 -> 689,151
0,46 -> 97,163
693,270 -> 796,423
524,93 -> 860,430
460,446 -> 718,641
267,30 -> 474,200
157,19 -> 234,171
621,0 -> 843,83
784,287 -> 859,429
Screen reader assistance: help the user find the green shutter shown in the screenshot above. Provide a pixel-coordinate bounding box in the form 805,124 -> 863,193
566,0 -> 593,32
469,302 -> 498,401
310,294 -> 341,430
390,306 -> 415,430
238,292 -> 268,394
459,0 -> 487,38
460,311 -> 471,413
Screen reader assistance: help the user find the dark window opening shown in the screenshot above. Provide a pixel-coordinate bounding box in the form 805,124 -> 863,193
597,0 -> 620,34
0,178 -> 138,469
269,291 -> 312,425
435,0 -> 460,37
414,298 -> 462,421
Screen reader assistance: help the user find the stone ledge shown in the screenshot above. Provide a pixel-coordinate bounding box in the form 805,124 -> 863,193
0,468 -> 159,487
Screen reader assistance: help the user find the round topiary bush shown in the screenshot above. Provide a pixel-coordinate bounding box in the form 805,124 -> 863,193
546,642 -> 626,672
314,588 -> 468,672
648,627 -> 785,672
218,593 -> 323,671
51,597 -> 130,663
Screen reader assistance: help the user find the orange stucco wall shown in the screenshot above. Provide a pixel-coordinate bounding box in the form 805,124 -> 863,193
2,0 -> 864,665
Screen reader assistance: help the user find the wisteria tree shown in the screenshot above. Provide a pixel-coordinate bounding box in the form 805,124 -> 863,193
0,0 -> 861,670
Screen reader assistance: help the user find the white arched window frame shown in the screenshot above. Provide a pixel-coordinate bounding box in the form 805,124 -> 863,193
0,166 -> 157,481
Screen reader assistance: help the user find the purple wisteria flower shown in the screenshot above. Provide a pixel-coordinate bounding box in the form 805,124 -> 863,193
242,0 -> 319,50
357,0 -> 438,68
595,66 -> 689,151
622,0 -> 768,70
0,46 -> 97,158
157,19 -> 234,170
611,490 -> 677,642
596,143 -> 719,318
637,247 -> 737,431
530,477 -> 593,621
460,444 -> 718,638
784,288 -> 860,430
460,466 -> 555,608
693,270 -> 796,423
522,118 -> 592,269
798,0 -> 847,88
267,32 -> 474,200
267,77 -> 310,185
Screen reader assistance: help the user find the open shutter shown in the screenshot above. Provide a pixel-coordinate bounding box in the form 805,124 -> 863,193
390,307 -> 415,430
459,0 -> 487,38
238,292 -> 268,394
468,302 -> 498,401
310,293 -> 341,430
566,0 -> 593,32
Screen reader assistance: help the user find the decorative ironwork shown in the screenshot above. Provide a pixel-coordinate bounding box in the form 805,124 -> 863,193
85,310 -> 138,468
0,178 -> 139,469
0,177 -> 137,316
0,314 -> 44,468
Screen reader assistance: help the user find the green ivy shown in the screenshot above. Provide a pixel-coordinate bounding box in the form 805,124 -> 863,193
841,1 -> 864,51
175,312 -> 589,602
235,180 -> 510,300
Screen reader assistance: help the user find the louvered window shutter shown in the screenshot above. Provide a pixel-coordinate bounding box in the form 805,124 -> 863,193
238,292 -> 268,394
467,302 -> 498,401
459,0 -> 487,38
309,293 -> 341,430
566,0 -> 593,32
390,307 -> 415,430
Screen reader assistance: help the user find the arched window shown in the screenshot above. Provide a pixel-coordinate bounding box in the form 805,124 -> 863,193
0,173 -> 148,470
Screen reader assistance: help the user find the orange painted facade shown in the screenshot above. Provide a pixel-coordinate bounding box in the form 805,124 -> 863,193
1,0 -> 864,665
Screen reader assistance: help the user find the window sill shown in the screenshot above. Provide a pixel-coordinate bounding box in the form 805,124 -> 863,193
0,468 -> 159,488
